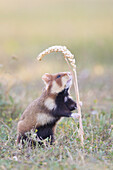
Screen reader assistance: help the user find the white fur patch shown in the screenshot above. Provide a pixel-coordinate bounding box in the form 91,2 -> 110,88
51,80 -> 64,94
64,96 -> 73,103
44,97 -> 56,110
64,96 -> 68,102
37,113 -> 55,126
69,96 -> 73,100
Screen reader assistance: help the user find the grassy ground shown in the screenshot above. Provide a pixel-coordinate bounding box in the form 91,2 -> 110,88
0,84 -> 113,170
0,0 -> 113,169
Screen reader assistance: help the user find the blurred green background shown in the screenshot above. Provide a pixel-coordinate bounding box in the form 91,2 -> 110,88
0,0 -> 113,110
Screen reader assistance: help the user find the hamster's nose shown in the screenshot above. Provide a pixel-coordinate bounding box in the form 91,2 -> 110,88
67,72 -> 72,77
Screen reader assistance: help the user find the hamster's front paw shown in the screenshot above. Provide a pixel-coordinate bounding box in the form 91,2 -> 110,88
71,113 -> 80,119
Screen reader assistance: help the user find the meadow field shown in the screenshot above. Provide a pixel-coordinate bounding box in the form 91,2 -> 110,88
0,0 -> 113,169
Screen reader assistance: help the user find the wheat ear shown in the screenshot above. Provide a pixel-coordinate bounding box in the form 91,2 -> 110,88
37,45 -> 84,147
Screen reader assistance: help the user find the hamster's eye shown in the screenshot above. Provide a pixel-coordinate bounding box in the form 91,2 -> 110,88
56,75 -> 61,79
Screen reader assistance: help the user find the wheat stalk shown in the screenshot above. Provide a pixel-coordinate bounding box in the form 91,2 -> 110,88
37,45 -> 84,147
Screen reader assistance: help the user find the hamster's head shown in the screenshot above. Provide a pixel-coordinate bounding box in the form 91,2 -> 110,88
42,72 -> 72,94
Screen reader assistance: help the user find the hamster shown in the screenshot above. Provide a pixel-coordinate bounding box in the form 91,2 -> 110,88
17,72 -> 77,145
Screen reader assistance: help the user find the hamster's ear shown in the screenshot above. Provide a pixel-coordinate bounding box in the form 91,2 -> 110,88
42,73 -> 51,84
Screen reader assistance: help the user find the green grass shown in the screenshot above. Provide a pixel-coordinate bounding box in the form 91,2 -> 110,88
0,81 -> 113,170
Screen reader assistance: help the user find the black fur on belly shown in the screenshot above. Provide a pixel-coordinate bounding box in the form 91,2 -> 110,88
36,122 -> 55,140
35,118 -> 59,144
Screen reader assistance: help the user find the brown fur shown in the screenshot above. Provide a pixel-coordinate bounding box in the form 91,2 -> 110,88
17,72 -> 72,144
